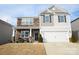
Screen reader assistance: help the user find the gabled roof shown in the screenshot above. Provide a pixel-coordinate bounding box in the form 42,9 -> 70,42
71,17 -> 79,23
0,19 -> 13,27
40,5 -> 69,15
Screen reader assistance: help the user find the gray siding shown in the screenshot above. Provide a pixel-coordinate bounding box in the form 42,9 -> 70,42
0,20 -> 13,44
71,18 -> 79,42
71,19 -> 79,31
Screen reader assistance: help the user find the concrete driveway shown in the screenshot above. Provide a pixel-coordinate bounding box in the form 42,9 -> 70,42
44,42 -> 79,55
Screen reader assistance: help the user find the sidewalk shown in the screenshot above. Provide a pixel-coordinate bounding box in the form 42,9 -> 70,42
44,43 -> 79,55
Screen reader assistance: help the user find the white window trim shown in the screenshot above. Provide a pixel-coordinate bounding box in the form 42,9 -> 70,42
21,18 -> 33,25
58,15 -> 66,23
20,31 -> 29,38
43,14 -> 51,23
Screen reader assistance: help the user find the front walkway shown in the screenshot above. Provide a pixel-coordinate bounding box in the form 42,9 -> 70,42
44,42 -> 79,55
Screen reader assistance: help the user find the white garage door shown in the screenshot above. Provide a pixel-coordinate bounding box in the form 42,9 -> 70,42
43,31 -> 69,42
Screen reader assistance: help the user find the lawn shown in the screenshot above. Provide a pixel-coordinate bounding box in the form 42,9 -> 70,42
0,43 -> 46,55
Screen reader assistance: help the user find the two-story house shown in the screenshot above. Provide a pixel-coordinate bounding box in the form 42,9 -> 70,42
15,5 -> 72,42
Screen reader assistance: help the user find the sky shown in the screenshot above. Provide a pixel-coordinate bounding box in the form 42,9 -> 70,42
0,4 -> 79,26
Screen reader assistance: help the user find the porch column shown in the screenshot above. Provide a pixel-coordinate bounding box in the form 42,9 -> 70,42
30,29 -> 32,36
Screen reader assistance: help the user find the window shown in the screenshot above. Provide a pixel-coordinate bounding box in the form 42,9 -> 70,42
21,31 -> 29,38
43,14 -> 51,23
58,16 -> 66,22
21,31 -> 25,37
25,31 -> 29,37
21,18 -> 33,25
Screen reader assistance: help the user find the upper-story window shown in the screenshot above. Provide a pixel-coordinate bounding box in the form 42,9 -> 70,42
58,15 -> 66,22
21,18 -> 33,25
43,14 -> 51,23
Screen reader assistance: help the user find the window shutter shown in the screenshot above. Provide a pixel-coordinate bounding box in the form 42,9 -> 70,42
64,16 -> 66,22
50,15 -> 51,23
58,16 -> 60,22
43,15 -> 45,23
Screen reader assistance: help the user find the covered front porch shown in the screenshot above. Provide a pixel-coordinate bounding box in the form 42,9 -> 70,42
15,29 -> 39,43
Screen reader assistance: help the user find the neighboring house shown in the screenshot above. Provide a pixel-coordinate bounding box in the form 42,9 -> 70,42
71,17 -> 79,42
0,19 -> 13,44
15,5 -> 72,42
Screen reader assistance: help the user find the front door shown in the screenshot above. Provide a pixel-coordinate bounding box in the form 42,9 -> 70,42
34,33 -> 38,41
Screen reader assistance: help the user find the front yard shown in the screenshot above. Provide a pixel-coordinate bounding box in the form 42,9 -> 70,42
0,43 -> 79,55
0,43 -> 46,55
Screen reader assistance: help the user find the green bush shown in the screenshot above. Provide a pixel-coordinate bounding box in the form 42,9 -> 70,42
17,38 -> 24,43
38,33 -> 43,42
69,36 -> 78,43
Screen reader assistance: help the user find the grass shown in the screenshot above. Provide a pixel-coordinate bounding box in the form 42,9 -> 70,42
0,43 -> 46,55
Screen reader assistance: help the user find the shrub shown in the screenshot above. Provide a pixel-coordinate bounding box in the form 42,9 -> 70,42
69,35 -> 78,43
38,33 -> 43,42
17,38 -> 24,43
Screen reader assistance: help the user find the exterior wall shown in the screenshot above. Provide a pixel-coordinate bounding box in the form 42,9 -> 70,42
17,17 -> 39,28
71,19 -> 79,31
40,14 -> 71,30
71,19 -> 79,42
40,14 -> 54,26
0,20 -> 12,44
15,30 -> 21,41
78,31 -> 79,42
17,18 -> 21,26
15,17 -> 39,41
39,13 -> 72,42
